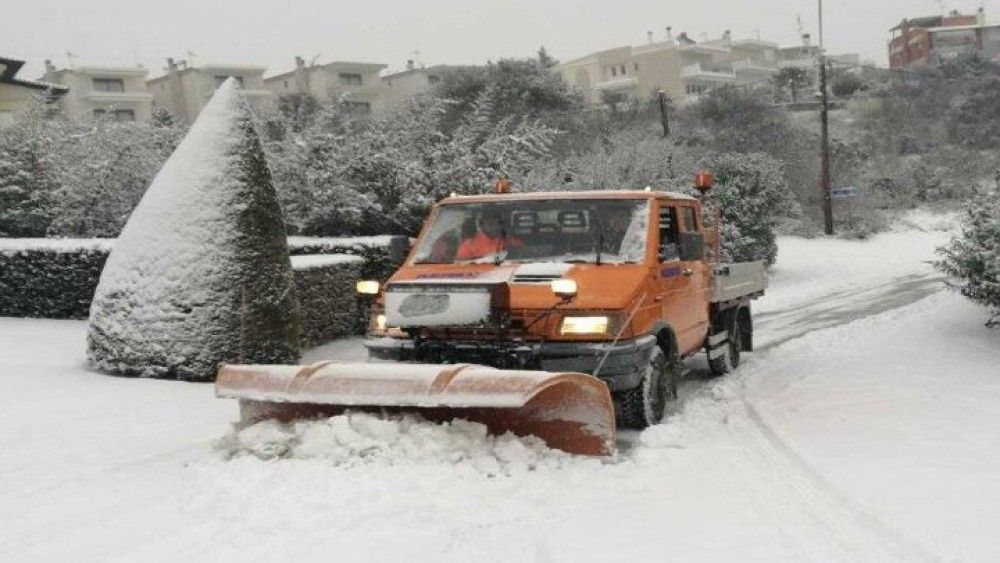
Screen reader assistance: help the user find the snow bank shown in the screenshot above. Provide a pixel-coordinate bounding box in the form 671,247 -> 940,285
217,412 -> 574,475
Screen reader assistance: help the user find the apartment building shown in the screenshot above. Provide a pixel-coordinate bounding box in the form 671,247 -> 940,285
889,9 -> 999,69
264,57 -> 386,113
380,61 -> 450,110
147,59 -> 274,123
556,30 -> 781,106
0,57 -> 67,126
558,29 -> 863,107
41,61 -> 153,122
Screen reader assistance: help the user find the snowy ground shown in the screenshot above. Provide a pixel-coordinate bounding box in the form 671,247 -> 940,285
2,219 -> 999,562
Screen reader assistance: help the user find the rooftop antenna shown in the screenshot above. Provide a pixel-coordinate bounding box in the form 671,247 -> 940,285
310,53 -> 322,66
186,51 -> 197,67
411,49 -> 424,68
65,51 -> 77,68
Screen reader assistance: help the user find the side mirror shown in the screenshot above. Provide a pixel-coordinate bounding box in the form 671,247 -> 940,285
678,232 -> 705,262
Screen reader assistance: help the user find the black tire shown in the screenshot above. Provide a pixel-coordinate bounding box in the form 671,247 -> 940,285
616,347 -> 679,429
708,310 -> 742,376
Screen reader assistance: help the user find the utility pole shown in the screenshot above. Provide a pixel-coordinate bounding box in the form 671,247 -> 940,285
818,0 -> 834,235
657,90 -> 671,137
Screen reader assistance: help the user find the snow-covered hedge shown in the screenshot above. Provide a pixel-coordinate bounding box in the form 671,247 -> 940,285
288,235 -> 404,282
0,239 -> 112,319
291,254 -> 366,346
0,236 -> 402,323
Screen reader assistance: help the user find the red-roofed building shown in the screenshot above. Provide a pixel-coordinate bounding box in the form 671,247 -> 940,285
889,8 -> 1000,69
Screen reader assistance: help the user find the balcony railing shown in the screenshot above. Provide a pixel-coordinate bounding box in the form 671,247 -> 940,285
680,63 -> 736,81
83,91 -> 154,102
731,59 -> 778,74
593,76 -> 639,90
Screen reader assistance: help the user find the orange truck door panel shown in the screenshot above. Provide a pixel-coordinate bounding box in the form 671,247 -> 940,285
655,201 -> 706,354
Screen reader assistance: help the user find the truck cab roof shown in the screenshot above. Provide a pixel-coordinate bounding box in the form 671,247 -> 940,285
438,190 -> 698,205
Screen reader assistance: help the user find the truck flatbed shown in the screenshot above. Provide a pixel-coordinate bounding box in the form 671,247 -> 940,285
712,261 -> 767,303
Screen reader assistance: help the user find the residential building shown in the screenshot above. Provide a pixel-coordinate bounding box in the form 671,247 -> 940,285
558,30 -> 785,106
380,61 -> 451,110
777,34 -> 861,90
889,8 -> 998,69
147,59 -> 274,123
264,57 -> 386,114
41,61 -> 153,122
0,57 -> 67,126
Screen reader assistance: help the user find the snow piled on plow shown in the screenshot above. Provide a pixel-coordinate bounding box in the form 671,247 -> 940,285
217,412 -> 580,474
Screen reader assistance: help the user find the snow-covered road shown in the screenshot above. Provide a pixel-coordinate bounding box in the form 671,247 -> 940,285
2,221 -> 999,562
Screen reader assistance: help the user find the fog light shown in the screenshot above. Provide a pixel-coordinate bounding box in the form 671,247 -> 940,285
560,316 -> 609,335
551,278 -> 578,299
356,280 -> 380,295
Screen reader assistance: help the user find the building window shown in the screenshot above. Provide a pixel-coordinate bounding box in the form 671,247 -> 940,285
344,100 -> 371,113
611,67 -> 617,77
339,73 -> 363,86
93,78 -> 125,92
283,80 -> 289,89
214,75 -> 245,88
428,74 -> 440,84
634,63 -> 639,71
620,64 -> 626,75
93,109 -> 106,118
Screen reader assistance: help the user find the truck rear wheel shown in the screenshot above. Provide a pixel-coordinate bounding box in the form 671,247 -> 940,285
708,310 -> 742,376
616,347 -> 678,429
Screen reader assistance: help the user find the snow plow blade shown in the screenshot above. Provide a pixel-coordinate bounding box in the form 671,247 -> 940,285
216,362 -> 616,456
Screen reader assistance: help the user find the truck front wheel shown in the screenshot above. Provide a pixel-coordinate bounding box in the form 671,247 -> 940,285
616,347 -> 679,429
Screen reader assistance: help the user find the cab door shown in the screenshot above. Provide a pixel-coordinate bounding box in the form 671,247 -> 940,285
654,200 -> 707,354
677,204 -> 710,350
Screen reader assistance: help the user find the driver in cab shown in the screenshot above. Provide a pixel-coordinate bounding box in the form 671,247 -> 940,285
456,210 -> 522,260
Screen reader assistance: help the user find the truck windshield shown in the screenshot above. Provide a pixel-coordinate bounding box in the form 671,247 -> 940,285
411,199 -> 650,265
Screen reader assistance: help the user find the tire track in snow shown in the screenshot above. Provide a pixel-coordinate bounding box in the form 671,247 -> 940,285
626,274 -> 949,560
727,397 -> 939,561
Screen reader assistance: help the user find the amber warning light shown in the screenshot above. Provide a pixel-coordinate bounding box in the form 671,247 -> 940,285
695,171 -> 714,193
493,178 -> 513,194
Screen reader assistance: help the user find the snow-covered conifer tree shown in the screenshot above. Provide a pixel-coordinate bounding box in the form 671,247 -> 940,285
937,187 -> 1000,327
87,79 -> 300,380
706,153 -> 796,266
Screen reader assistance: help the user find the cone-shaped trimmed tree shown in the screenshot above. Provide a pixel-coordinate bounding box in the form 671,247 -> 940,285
87,79 -> 300,380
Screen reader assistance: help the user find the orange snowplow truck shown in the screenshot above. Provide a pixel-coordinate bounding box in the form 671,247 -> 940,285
216,179 -> 766,456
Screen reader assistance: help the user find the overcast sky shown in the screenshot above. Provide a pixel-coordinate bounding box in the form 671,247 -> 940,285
5,0 -> 998,79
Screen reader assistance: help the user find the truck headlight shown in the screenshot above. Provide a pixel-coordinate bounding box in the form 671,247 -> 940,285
374,313 -> 387,331
560,316 -> 609,335
356,280 -> 380,295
